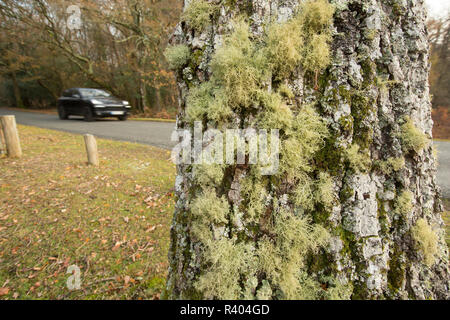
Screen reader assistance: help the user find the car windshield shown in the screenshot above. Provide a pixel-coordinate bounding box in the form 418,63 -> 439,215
79,89 -> 111,98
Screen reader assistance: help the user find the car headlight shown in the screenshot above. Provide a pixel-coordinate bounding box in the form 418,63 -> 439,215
91,99 -> 103,105
123,101 -> 131,108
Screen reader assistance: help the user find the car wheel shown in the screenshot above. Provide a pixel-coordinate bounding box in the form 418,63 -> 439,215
84,107 -> 94,122
118,115 -> 128,121
58,106 -> 68,120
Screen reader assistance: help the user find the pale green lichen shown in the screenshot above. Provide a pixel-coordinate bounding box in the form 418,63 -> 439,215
255,280 -> 273,300
281,104 -> 329,179
240,174 -> 268,222
302,33 -> 332,73
190,188 -> 229,225
325,279 -> 353,300
186,82 -> 232,123
210,19 -> 268,109
195,238 -> 256,299
399,116 -> 430,153
193,163 -> 225,187
265,0 -> 334,78
375,76 -> 398,92
377,156 -> 405,174
277,83 -> 295,99
411,218 -> 438,267
345,144 -> 371,172
297,0 -> 334,73
387,156 -> 405,171
164,44 -> 190,70
257,210 -> 330,299
186,0 -> 334,118
182,0 -> 219,31
292,173 -> 316,211
256,91 -> 294,130
298,0 -> 335,34
265,18 -> 304,80
174,0 -> 341,300
315,171 -> 334,208
394,190 -> 413,216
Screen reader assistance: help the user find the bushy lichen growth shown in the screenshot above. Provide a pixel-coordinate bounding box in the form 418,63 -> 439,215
174,0 -> 342,300
411,218 -> 438,267
193,163 -> 225,186
315,172 -> 334,208
265,0 -> 334,80
256,91 -> 294,130
345,144 -> 371,172
211,19 -> 269,109
277,83 -> 295,99
390,157 -> 405,171
186,82 -> 232,123
399,116 -> 430,153
298,0 -> 334,76
181,0 -> 219,31
257,209 -> 330,299
164,44 -> 190,70
265,18 -> 303,80
394,190 -> 413,216
377,156 -> 405,174
240,174 -> 268,222
293,173 -> 315,211
325,279 -> 353,300
186,0 -> 335,122
195,238 -> 256,299
185,19 -> 267,122
281,104 -> 329,178
299,0 -> 335,33
302,33 -> 332,73
190,188 -> 229,225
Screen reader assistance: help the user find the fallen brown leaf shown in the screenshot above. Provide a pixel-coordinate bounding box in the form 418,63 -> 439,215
0,287 -> 10,296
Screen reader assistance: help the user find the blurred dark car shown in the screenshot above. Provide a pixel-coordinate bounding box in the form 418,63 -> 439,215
57,88 -> 131,121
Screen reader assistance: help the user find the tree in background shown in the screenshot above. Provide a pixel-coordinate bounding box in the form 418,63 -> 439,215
0,0 -> 182,113
428,14 -> 450,109
166,0 -> 449,299
428,14 -> 450,139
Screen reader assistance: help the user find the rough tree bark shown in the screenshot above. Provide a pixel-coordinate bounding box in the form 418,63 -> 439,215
10,71 -> 24,108
166,0 -> 449,299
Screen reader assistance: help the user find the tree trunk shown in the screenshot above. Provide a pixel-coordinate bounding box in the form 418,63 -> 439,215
10,71 -> 24,108
154,88 -> 162,112
166,0 -> 449,300
135,77 -> 146,114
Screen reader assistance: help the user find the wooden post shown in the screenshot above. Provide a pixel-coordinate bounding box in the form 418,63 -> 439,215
84,134 -> 99,166
0,115 -> 22,158
0,120 -> 5,155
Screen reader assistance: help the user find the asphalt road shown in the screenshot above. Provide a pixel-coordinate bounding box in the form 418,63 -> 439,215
1,108 -> 449,198
0,108 -> 176,150
435,141 -> 450,198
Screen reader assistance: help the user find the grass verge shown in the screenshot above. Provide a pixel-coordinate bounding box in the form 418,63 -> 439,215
129,118 -> 176,123
434,138 -> 450,143
441,198 -> 450,249
0,125 -> 175,299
